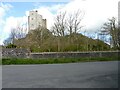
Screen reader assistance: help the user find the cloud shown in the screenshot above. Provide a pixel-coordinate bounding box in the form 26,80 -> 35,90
31,0 -> 118,32
0,2 -> 13,11
3,16 -> 27,33
0,3 -> 13,45
60,0 -> 118,32
0,3 -> 13,24
0,7 -> 5,26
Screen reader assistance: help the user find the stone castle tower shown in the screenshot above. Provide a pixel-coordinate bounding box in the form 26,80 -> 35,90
28,10 -> 47,31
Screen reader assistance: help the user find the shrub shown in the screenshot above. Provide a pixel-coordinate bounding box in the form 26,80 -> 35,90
6,44 -> 17,48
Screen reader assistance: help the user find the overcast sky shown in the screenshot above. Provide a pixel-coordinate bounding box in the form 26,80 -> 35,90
0,0 -> 119,45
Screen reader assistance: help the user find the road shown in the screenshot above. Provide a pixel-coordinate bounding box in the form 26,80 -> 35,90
2,61 -> 119,88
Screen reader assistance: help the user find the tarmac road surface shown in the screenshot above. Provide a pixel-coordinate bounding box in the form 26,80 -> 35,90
2,61 -> 119,88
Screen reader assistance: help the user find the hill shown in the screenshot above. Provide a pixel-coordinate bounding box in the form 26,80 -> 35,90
14,28 -> 110,52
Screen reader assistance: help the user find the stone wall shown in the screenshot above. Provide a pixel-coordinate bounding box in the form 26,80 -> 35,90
30,51 -> 119,59
2,48 -> 29,58
2,48 -> 119,59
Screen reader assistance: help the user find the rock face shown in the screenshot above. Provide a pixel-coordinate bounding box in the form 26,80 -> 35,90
2,48 -> 30,58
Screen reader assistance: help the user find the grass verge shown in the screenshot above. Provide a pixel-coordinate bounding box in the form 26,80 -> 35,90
2,57 -> 119,65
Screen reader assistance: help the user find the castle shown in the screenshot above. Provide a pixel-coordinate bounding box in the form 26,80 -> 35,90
28,10 -> 47,31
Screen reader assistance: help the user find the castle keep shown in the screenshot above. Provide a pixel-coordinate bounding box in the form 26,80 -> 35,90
28,10 -> 47,31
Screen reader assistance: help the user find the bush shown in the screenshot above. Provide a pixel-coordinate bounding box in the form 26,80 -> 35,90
6,44 -> 17,48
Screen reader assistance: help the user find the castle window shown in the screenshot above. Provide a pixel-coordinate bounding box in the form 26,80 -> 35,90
32,13 -> 33,15
31,18 -> 33,20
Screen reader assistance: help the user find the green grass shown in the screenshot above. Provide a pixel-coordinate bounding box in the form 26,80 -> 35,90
2,57 -> 119,65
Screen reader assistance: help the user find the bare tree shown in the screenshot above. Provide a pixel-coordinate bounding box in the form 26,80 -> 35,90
101,17 -> 120,49
67,10 -> 84,35
3,38 -> 12,46
52,11 -> 66,37
67,13 -> 74,35
10,28 -> 17,44
3,23 -> 27,46
3,28 -> 17,46
16,26 -> 27,39
51,11 -> 67,51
